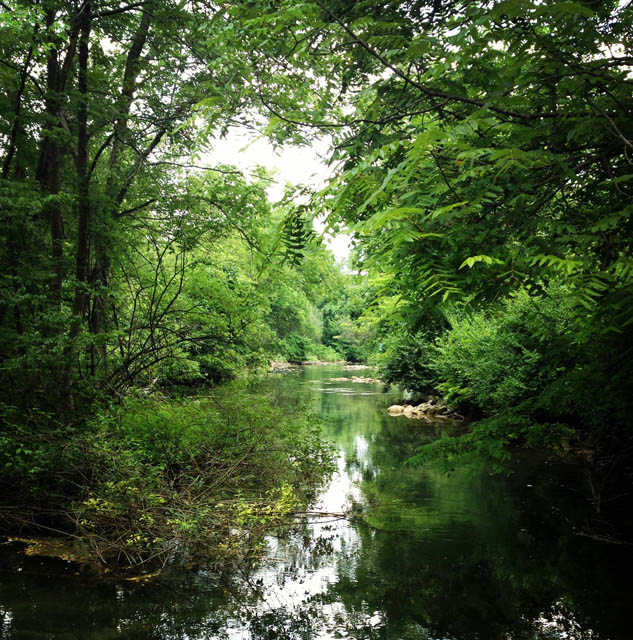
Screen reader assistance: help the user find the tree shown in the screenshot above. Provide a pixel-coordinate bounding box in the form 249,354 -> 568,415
0,0 -> 268,414
224,0 -> 633,319
1,1 -> 349,559
216,1 -> 633,474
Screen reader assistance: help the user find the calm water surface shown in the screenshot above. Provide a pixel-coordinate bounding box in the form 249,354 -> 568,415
1,365 -> 630,639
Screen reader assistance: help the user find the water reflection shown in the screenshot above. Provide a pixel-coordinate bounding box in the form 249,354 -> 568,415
0,365 -> 630,639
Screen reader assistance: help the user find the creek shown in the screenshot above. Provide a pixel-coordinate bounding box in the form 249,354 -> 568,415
0,365 -> 630,639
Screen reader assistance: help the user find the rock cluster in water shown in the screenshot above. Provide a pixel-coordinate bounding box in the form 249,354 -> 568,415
268,360 -> 358,372
387,399 -> 461,421
268,361 -> 298,373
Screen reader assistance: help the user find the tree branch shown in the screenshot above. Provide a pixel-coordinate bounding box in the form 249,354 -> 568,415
95,2 -> 151,18
312,0 -> 565,122
148,161 -> 243,175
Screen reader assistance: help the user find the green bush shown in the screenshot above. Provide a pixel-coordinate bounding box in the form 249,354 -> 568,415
432,287 -> 579,414
375,328 -> 440,397
0,383 -> 334,570
277,333 -> 344,363
305,341 -> 343,362
279,333 -> 310,362
405,284 -> 633,470
67,387 -> 334,568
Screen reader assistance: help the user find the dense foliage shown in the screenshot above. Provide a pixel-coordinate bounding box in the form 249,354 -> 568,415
0,0 -> 358,566
217,0 -> 633,483
1,382 -> 334,568
2,0 -> 633,559
0,0 -> 367,406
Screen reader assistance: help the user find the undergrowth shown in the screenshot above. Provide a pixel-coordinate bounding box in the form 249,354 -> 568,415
0,381 -> 335,571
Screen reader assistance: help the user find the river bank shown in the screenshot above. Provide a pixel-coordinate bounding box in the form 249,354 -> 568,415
1,365 -> 631,639
0,379 -> 335,574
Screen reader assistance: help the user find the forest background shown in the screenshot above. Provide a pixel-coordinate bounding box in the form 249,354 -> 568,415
1,0 -> 632,565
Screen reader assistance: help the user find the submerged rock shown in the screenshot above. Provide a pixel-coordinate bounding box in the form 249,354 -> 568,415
329,376 -> 383,384
8,536 -> 92,565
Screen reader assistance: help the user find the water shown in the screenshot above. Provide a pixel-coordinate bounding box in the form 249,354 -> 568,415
1,365 -> 631,639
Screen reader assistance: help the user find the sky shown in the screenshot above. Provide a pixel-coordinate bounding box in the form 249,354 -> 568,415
204,130 -> 352,263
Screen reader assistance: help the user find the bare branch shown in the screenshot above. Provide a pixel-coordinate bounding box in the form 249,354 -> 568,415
118,198 -> 157,217
148,161 -> 243,175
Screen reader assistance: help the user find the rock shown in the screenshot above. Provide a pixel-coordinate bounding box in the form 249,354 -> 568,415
387,405 -> 406,415
351,376 -> 383,384
387,400 -> 462,421
269,361 -> 297,373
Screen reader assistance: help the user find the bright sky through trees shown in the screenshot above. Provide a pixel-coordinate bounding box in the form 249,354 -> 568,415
206,130 -> 351,262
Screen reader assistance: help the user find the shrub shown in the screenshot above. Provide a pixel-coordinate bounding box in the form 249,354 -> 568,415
375,328 -> 440,397
1,383 -> 334,570
433,287 -> 580,416
279,333 -> 310,362
408,284 -> 633,471
67,387 -> 334,568
278,333 -> 343,363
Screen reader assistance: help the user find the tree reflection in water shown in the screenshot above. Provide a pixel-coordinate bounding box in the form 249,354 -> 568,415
0,366 -> 630,639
